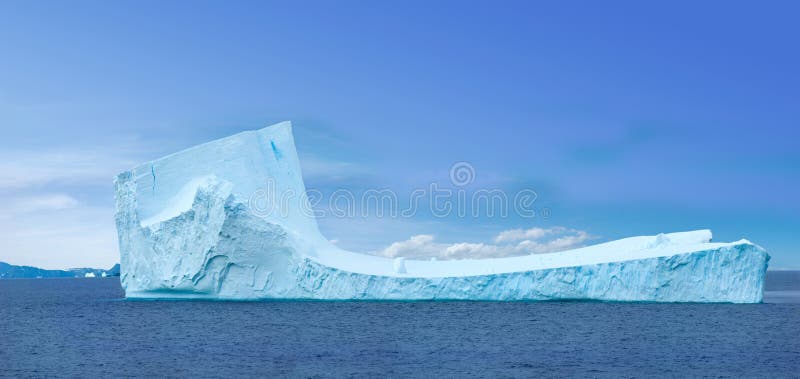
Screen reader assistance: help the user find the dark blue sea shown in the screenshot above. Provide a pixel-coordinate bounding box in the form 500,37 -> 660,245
1,272 -> 799,378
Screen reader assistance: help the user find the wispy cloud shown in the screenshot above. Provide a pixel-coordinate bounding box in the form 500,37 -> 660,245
0,147 -> 142,190
0,144 -> 149,269
299,154 -> 366,184
374,227 -> 595,260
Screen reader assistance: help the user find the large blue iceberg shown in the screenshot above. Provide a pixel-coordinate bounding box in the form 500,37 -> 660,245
114,122 -> 769,302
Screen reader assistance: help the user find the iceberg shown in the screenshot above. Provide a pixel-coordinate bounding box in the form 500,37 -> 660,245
114,122 -> 769,302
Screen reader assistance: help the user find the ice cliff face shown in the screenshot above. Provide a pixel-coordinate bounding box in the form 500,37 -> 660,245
114,122 -> 769,302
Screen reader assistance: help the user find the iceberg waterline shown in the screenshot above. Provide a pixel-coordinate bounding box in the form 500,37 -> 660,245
114,121 -> 769,302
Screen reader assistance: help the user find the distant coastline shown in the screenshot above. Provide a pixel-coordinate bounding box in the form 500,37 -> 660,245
0,261 -> 120,279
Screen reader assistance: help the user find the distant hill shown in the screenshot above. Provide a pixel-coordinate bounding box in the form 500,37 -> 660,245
0,262 -> 121,279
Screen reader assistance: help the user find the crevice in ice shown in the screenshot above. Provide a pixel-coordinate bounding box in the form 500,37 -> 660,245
270,140 -> 282,161
150,165 -> 156,194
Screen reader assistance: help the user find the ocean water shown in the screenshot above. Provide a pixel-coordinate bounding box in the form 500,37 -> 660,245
1,272 -> 798,378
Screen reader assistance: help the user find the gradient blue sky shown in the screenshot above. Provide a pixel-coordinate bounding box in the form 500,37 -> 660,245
1,1 -> 798,269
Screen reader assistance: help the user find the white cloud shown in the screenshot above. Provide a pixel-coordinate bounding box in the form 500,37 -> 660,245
380,234 -> 441,258
515,230 -> 593,254
5,194 -> 80,214
444,242 -> 500,259
494,226 -> 564,243
374,227 -> 595,260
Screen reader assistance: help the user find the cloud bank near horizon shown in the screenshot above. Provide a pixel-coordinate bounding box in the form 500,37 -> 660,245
373,227 -> 595,260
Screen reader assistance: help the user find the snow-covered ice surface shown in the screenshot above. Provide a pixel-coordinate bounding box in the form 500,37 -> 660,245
114,122 -> 769,302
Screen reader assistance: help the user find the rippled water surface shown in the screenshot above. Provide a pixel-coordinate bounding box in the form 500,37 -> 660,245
1,272 -> 798,378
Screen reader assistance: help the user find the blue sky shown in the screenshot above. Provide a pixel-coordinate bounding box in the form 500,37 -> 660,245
1,1 -> 798,269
